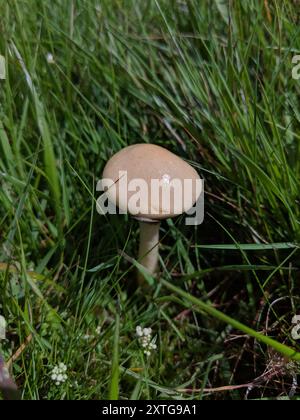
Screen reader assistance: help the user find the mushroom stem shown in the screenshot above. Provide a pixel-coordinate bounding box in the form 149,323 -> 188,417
138,221 -> 160,281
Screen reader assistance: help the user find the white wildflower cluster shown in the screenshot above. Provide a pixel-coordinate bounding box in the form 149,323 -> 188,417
136,326 -> 157,357
50,363 -> 68,386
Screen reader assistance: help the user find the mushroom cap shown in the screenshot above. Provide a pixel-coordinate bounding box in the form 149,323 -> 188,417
102,143 -> 202,220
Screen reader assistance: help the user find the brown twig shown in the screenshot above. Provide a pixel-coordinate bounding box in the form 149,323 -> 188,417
264,0 -> 272,23
7,334 -> 33,369
176,383 -> 252,394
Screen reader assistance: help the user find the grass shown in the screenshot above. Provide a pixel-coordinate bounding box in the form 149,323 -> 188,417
0,0 -> 300,400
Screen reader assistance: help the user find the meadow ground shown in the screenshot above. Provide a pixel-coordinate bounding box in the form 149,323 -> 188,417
0,0 -> 300,400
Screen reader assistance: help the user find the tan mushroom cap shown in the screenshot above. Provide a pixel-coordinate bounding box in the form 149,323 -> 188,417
102,143 -> 202,220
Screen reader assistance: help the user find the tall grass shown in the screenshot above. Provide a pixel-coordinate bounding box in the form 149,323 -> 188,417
0,0 -> 299,400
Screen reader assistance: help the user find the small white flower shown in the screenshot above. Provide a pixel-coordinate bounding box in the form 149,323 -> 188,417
96,326 -> 101,335
136,326 -> 143,337
46,53 -> 55,64
143,327 -> 152,336
59,363 -> 67,372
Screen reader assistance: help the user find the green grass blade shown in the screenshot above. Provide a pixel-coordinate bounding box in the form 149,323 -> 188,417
194,243 -> 298,250
108,312 -> 120,400
162,279 -> 300,361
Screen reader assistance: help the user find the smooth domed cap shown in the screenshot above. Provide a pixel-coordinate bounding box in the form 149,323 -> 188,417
102,144 -> 202,220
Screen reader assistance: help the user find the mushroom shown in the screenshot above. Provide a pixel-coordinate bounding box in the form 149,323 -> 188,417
102,144 -> 201,282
